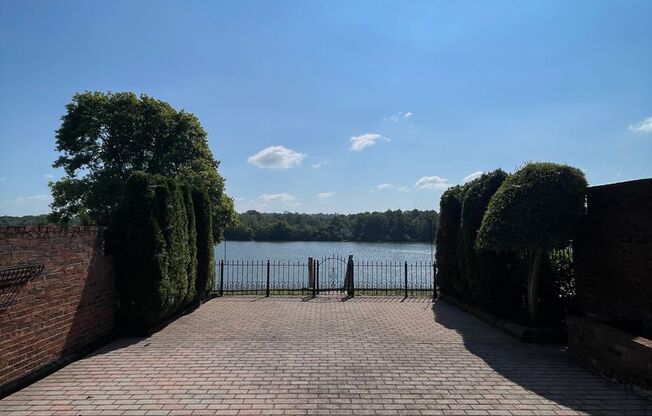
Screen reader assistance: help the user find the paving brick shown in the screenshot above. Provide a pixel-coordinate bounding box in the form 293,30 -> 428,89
1,296 -> 650,415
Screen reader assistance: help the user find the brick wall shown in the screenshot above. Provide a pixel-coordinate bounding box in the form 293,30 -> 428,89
0,226 -> 115,390
573,178 -> 652,337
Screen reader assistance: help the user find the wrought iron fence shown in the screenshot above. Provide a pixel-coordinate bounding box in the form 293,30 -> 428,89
216,258 -> 436,298
217,260 -> 312,296
354,261 -> 435,297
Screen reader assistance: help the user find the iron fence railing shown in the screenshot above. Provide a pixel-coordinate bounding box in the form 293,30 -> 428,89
354,261 -> 435,296
216,259 -> 437,298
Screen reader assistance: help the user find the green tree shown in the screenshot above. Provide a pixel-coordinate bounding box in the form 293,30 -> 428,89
476,162 -> 587,322
49,91 -> 235,241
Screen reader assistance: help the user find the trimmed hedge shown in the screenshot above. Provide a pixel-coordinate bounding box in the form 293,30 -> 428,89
107,172 -> 215,333
436,164 -> 583,325
435,186 -> 464,299
459,170 -> 517,310
476,162 -> 587,252
182,185 -> 198,305
193,188 -> 216,300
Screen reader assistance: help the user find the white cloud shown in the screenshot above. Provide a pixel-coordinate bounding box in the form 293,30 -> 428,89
415,176 -> 449,191
462,171 -> 484,183
628,116 -> 652,133
397,186 -> 410,193
258,193 -> 295,202
316,192 -> 335,199
312,160 -> 330,168
43,174 -> 55,179
383,111 -> 413,122
350,133 -> 390,151
247,146 -> 306,169
376,183 -> 393,190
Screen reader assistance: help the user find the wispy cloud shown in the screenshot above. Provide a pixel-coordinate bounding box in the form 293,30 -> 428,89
628,116 -> 652,133
376,183 -> 393,190
258,193 -> 295,202
350,133 -> 390,151
316,192 -> 335,199
397,186 -> 410,193
248,146 -> 306,169
43,174 -> 55,179
312,160 -> 330,169
415,176 -> 449,191
383,111 -> 413,123
462,171 -> 484,183
0,177 -> 6,182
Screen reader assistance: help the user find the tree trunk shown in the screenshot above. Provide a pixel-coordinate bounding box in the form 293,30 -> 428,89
527,249 -> 545,323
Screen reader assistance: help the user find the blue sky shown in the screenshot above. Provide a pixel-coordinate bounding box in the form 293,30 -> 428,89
1,0 -> 651,216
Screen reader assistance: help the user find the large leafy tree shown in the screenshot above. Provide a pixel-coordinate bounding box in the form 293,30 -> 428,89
50,91 -> 235,241
476,162 -> 587,322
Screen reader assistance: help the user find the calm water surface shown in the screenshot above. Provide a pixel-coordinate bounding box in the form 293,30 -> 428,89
215,240 -> 435,263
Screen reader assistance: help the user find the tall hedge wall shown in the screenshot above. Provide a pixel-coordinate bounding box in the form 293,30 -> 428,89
193,188 -> 216,300
458,170 -> 521,312
435,186 -> 464,298
107,172 -> 215,333
436,165 -> 581,326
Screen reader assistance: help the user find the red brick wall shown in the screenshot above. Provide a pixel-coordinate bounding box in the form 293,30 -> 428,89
0,226 -> 115,389
573,178 -> 652,337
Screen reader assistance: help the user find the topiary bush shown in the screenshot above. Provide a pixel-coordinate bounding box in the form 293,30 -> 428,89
182,185 -> 198,306
107,172 -> 214,334
435,185 -> 465,299
459,170 -> 515,310
476,162 -> 587,322
193,188 -> 216,300
165,178 -> 190,312
107,172 -> 185,332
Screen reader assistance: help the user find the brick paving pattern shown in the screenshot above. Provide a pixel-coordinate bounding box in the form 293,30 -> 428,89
1,296 -> 650,415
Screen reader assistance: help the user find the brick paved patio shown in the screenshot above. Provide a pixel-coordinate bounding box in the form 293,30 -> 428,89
1,296 -> 650,415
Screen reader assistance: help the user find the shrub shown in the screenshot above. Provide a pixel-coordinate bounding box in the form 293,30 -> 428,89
182,185 -> 198,305
193,188 -> 216,300
107,172 -> 214,333
459,170 -> 512,309
107,172 -> 187,332
165,178 -> 190,311
435,185 -> 465,299
476,162 -> 587,322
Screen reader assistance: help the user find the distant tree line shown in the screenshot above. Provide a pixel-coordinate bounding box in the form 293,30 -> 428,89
226,210 -> 438,242
0,215 -> 51,226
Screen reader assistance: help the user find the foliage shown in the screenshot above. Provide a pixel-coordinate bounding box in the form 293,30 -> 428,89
182,185 -> 197,305
435,186 -> 464,297
227,209 -> 438,242
436,164 -> 585,325
107,172 -> 213,333
458,170 -> 516,309
0,215 -> 51,226
49,91 -> 235,241
476,162 -> 588,252
193,188 -> 216,300
539,247 -> 578,323
106,173 -> 185,331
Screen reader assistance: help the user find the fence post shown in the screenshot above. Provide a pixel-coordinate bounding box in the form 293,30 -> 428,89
432,262 -> 437,300
404,261 -> 408,298
308,257 -> 314,294
219,260 -> 224,297
266,260 -> 271,297
316,260 -> 320,295
348,257 -> 355,297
